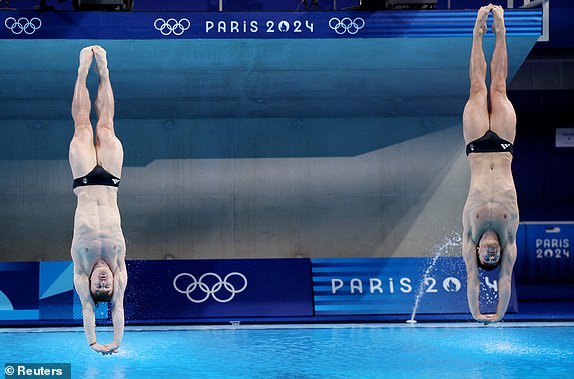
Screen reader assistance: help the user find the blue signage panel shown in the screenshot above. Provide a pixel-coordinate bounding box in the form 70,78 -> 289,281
524,222 -> 573,284
312,257 -> 518,316
0,10 -> 541,40
124,258 -> 314,319
0,257 -> 521,323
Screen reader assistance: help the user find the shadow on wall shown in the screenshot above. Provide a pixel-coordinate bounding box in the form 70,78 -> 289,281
0,118 -> 467,261
0,117 -> 454,164
124,121 -> 468,260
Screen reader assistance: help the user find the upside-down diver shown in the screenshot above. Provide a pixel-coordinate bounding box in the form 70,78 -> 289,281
462,4 -> 519,323
70,45 -> 127,354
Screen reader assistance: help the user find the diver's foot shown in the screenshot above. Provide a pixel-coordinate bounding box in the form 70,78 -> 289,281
78,46 -> 94,76
492,5 -> 506,37
92,45 -> 109,78
474,4 -> 493,37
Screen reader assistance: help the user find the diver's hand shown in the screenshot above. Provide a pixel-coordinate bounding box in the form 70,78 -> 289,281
483,313 -> 503,324
103,342 -> 120,354
91,342 -> 118,355
473,312 -> 492,324
475,313 -> 502,324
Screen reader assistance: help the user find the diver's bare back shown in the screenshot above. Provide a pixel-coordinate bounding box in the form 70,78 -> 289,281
71,185 -> 125,273
464,152 -> 519,246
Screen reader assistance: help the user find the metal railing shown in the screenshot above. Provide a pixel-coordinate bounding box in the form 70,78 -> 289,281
517,0 -> 549,41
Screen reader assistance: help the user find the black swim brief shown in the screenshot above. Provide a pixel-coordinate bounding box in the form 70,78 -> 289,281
73,165 -> 120,189
466,130 -> 513,156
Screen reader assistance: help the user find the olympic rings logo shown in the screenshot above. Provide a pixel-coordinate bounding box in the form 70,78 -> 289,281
173,272 -> 248,303
328,17 -> 365,35
154,18 -> 190,36
4,17 -> 42,35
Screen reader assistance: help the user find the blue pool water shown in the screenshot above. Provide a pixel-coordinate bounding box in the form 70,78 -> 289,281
1,323 -> 573,379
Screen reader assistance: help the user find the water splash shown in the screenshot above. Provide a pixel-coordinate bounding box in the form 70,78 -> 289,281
407,232 -> 462,324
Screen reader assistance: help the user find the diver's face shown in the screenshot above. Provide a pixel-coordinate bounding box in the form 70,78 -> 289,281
477,241 -> 501,266
90,265 -> 114,297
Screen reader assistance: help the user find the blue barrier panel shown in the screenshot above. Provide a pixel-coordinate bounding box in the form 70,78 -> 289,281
0,10 -> 542,40
524,222 -> 574,284
124,258 -> 314,319
1,257 -> 522,323
312,257 -> 518,316
0,262 -> 39,320
38,261 -> 76,320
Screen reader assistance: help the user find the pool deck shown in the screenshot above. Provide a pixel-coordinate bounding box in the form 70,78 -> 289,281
1,303 -> 573,328
97,298 -> 574,325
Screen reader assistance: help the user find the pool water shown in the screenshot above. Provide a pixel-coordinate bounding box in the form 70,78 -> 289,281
1,323 -> 573,379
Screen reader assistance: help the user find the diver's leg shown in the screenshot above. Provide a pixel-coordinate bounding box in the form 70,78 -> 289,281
93,45 -> 123,178
489,5 -> 516,143
69,46 -> 97,178
463,5 -> 492,145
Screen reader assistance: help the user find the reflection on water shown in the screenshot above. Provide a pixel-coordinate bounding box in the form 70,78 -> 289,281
82,367 -> 100,379
82,364 -> 126,379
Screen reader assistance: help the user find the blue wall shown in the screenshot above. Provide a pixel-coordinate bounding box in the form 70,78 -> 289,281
0,4 -> 570,259
511,90 -> 574,221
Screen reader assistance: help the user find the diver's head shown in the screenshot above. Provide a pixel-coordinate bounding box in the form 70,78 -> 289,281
89,261 -> 114,303
476,232 -> 502,271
